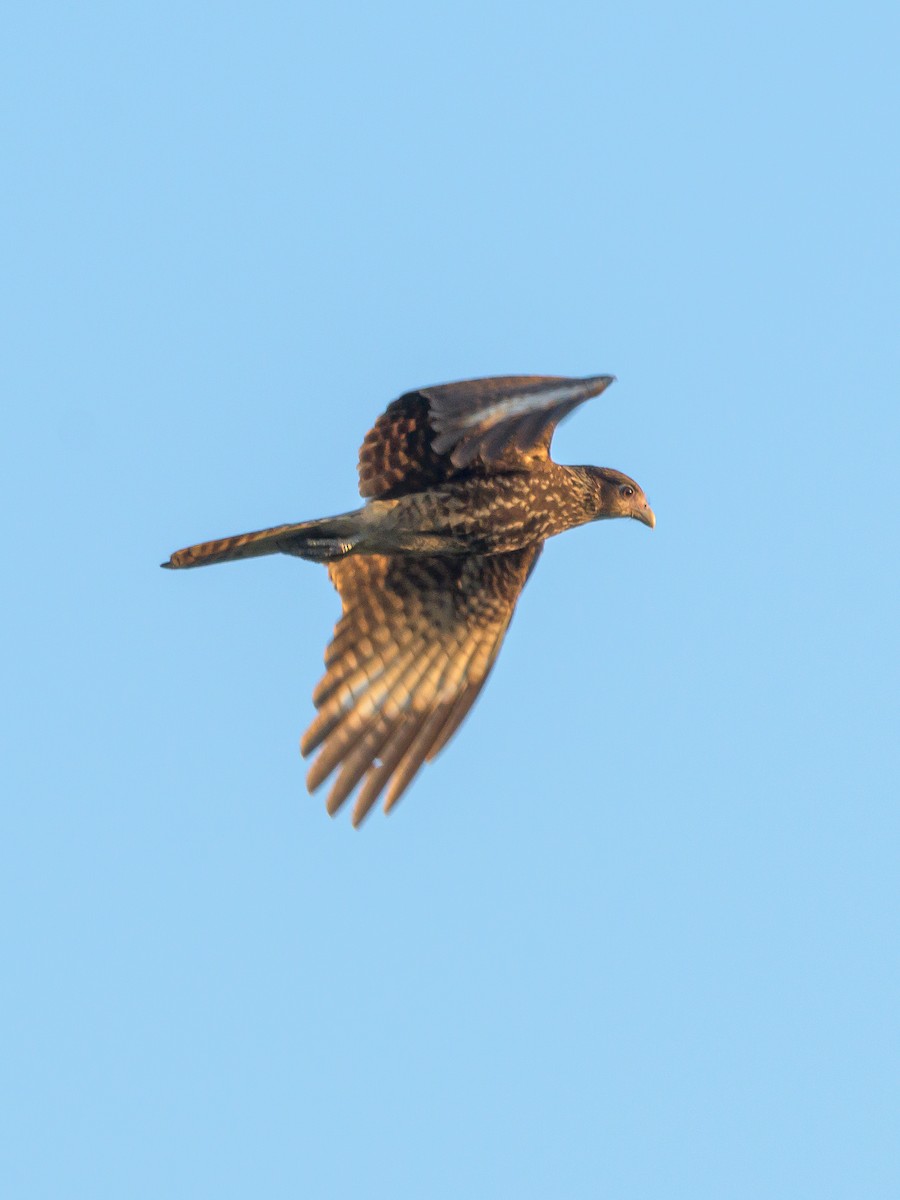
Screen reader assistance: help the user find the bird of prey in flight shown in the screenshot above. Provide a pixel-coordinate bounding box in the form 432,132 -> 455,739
163,374 -> 654,825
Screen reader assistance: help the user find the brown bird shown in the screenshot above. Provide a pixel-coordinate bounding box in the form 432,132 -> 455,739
163,374 -> 654,825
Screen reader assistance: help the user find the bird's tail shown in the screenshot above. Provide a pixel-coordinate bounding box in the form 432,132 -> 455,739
161,511 -> 366,569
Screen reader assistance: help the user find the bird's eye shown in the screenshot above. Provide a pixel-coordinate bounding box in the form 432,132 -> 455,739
620,485 -> 635,498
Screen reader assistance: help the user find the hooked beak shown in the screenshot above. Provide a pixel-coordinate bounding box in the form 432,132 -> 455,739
634,504 -> 655,529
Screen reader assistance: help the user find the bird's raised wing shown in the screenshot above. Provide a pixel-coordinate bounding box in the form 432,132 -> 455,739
358,374 -> 615,499
301,544 -> 542,825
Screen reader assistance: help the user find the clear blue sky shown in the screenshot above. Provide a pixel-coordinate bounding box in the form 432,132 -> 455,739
2,2 -> 898,1197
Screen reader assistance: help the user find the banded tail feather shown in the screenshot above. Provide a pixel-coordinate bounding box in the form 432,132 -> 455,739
161,513 -> 363,569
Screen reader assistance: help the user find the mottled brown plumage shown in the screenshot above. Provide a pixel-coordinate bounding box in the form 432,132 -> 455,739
163,374 -> 654,824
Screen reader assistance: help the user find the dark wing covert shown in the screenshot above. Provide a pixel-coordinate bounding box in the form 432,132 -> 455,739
358,374 -> 615,500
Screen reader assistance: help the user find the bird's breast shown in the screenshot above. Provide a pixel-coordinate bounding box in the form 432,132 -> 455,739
388,468 -> 593,554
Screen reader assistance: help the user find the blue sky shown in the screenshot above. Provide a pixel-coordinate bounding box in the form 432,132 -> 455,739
2,2 -> 898,1196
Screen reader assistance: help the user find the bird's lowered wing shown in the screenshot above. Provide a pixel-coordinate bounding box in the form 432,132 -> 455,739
357,374 -> 615,499
302,543 -> 542,825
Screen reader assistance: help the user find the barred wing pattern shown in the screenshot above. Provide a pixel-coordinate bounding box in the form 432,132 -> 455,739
357,392 -> 456,500
301,544 -> 542,825
358,374 -> 615,499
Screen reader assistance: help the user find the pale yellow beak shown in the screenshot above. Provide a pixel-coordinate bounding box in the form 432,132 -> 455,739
635,504 -> 655,529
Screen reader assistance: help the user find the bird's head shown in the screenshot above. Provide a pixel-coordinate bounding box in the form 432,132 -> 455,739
584,466 -> 655,528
